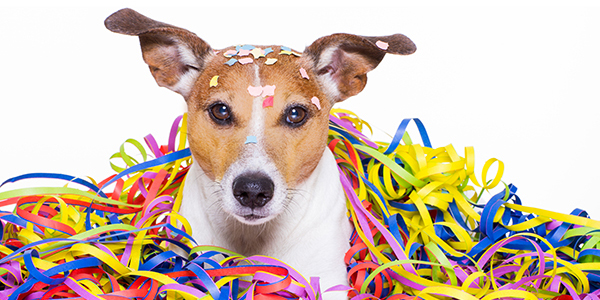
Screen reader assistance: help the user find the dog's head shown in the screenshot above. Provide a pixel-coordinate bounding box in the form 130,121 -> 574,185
105,8 -> 415,225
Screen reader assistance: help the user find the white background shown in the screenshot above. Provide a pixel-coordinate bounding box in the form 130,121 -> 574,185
1,1 -> 599,217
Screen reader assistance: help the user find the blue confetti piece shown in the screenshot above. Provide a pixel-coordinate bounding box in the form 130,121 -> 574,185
281,46 -> 292,52
225,58 -> 238,66
245,136 -> 258,144
240,44 -> 255,50
263,47 -> 274,55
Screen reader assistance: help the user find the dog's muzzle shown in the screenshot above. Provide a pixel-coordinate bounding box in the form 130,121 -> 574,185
232,172 -> 274,209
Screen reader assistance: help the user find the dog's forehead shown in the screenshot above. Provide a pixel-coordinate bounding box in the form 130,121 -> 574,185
191,44 -> 322,106
209,45 -> 302,70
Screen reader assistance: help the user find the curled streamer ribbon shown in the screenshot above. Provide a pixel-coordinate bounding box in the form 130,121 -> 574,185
0,110 -> 598,299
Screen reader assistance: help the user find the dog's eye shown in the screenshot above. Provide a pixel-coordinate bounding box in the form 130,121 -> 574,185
285,106 -> 307,126
209,103 -> 232,125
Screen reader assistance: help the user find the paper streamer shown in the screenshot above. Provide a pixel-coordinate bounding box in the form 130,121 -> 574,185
0,110 -> 599,299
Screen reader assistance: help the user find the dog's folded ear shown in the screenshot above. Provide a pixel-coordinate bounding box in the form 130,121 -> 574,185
105,8 -> 212,99
304,33 -> 416,102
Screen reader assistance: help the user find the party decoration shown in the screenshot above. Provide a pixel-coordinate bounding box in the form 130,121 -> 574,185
251,48 -> 265,59
311,96 -> 321,110
247,85 -> 263,97
263,96 -> 274,108
261,85 -> 276,97
376,40 -> 389,50
225,58 -> 238,66
265,58 -> 278,65
1,109 -> 599,300
245,135 -> 258,144
238,57 -> 253,65
300,68 -> 309,80
210,75 -> 219,87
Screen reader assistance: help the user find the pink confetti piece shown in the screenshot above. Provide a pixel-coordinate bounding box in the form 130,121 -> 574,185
248,86 -> 263,97
261,85 -> 276,97
311,96 -> 321,110
299,68 -> 309,80
238,49 -> 251,56
265,58 -> 278,65
224,49 -> 238,57
238,57 -> 253,65
262,96 -> 274,108
376,40 -> 389,50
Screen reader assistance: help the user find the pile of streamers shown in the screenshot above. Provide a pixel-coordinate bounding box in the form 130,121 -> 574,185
0,109 -> 599,300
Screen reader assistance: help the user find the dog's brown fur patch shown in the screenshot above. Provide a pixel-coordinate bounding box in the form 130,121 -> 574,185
186,47 -> 331,187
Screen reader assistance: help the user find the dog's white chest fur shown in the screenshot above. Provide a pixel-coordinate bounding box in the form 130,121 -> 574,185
180,148 -> 352,292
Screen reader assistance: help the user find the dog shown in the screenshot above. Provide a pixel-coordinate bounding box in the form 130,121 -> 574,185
104,8 -> 416,298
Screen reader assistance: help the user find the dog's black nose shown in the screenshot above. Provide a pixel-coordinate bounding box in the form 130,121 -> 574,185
232,173 -> 274,209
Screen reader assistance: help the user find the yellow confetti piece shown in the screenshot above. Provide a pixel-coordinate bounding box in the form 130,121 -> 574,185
265,58 -> 278,65
250,48 -> 265,59
279,50 -> 293,55
209,75 -> 219,87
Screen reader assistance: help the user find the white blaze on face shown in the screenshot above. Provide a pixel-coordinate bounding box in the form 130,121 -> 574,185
249,64 -> 266,141
219,62 -> 288,225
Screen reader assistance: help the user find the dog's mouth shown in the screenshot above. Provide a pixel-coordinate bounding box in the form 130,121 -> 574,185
242,213 -> 266,222
231,211 -> 273,225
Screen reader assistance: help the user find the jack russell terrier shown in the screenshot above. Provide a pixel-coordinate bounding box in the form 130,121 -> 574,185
105,8 -> 416,299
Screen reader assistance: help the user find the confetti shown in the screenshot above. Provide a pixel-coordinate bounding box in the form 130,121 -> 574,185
245,135 -> 258,144
265,58 -> 278,65
263,47 -> 274,55
299,68 -> 309,79
376,40 -> 389,50
250,47 -> 265,59
238,49 -> 251,56
240,44 -> 255,51
261,85 -> 276,97
225,58 -> 238,66
292,52 -> 302,57
247,86 -> 263,97
239,57 -> 253,65
262,96 -> 274,108
213,50 -> 220,55
279,46 -> 294,55
311,96 -> 321,110
209,75 -> 219,87
224,49 -> 238,57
